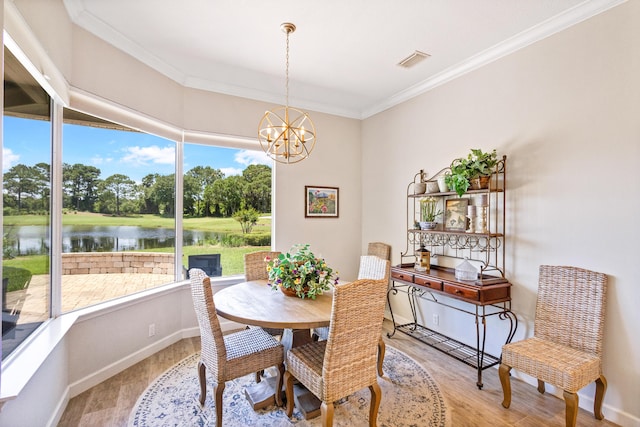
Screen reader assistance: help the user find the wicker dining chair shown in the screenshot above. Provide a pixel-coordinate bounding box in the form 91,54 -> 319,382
313,255 -> 390,376
244,251 -> 284,337
284,278 -> 388,426
367,241 -> 391,262
189,268 -> 285,426
499,265 -> 608,427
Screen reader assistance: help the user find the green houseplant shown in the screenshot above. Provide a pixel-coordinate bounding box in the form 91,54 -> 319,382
419,197 -> 443,229
266,244 -> 338,299
445,148 -> 498,197
466,148 -> 498,189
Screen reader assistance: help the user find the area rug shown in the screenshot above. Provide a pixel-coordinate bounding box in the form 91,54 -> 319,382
129,346 -> 448,426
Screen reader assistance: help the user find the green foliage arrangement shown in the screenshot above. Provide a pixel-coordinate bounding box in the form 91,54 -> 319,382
445,148 -> 498,197
266,244 -> 338,299
420,197 -> 442,222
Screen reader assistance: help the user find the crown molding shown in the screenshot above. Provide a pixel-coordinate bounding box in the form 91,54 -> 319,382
361,0 -> 627,119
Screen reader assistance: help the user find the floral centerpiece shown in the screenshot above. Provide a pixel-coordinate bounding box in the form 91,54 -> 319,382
266,244 -> 338,299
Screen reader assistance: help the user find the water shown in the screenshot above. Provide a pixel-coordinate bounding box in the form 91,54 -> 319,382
3,225 -> 224,255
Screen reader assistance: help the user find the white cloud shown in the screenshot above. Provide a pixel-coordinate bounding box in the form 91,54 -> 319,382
91,155 -> 113,165
234,150 -> 272,167
221,167 -> 242,177
2,147 -> 20,170
121,145 -> 175,166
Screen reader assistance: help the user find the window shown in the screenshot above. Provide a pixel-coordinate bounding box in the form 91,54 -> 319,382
60,110 -> 177,312
2,48 -> 51,359
1,46 -> 274,360
182,143 -> 272,277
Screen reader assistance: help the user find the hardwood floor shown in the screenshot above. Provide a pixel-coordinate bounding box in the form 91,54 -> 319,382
58,321 -> 619,426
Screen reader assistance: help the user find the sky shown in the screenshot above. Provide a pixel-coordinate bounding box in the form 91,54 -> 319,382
3,116 -> 272,182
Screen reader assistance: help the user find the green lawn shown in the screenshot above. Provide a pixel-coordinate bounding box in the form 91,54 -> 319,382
4,211 -> 271,232
3,212 -> 272,277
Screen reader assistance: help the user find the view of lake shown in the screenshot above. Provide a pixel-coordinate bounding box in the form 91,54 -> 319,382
4,225 -> 223,255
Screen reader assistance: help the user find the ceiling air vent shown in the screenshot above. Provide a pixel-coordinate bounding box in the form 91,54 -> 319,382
397,50 -> 430,68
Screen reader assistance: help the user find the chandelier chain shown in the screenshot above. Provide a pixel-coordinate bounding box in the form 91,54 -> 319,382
285,30 -> 290,108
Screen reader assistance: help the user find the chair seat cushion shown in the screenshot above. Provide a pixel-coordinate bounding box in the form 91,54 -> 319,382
224,327 -> 283,379
286,340 -> 327,399
502,337 -> 601,392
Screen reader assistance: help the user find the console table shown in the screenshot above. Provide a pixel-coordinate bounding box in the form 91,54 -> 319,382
387,264 -> 518,389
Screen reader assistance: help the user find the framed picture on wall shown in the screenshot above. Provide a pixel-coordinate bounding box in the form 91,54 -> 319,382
444,198 -> 469,231
305,186 -> 339,218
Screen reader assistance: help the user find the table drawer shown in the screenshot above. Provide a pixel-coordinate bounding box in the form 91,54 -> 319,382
391,270 -> 414,283
414,276 -> 443,291
443,283 -> 479,301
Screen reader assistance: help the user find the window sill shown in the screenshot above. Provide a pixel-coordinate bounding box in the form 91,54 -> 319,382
0,274 -> 244,410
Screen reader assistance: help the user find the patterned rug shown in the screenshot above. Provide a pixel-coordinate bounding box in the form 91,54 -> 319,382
129,346 -> 448,426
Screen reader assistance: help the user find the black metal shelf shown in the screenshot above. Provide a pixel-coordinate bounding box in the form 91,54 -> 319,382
394,323 -> 501,370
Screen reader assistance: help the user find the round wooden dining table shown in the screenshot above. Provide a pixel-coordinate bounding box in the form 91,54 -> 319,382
214,279 -> 334,418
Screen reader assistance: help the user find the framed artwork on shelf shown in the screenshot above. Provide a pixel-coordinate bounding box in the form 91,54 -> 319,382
444,198 -> 469,231
305,186 -> 339,218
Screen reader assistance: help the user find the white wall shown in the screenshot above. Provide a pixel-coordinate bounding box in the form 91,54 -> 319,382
362,2 -> 639,425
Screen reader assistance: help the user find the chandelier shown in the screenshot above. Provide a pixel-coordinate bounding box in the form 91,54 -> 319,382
258,23 -> 316,164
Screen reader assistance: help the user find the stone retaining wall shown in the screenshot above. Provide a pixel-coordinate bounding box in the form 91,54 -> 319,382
62,252 -> 175,275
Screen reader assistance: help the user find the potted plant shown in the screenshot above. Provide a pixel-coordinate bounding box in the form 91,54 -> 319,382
444,158 -> 471,197
419,197 -> 442,229
266,244 -> 338,299
466,148 -> 498,190
445,148 -> 498,196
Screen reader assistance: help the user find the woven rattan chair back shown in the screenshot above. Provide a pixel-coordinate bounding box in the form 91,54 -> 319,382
534,265 -> 607,356
323,278 -> 388,401
244,251 -> 281,281
357,255 -> 390,281
189,268 -> 227,381
367,242 -> 391,261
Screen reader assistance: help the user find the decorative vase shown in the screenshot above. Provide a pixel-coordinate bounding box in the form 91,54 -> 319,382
419,221 -> 437,230
414,182 -> 426,194
426,181 -> 440,193
437,176 -> 449,192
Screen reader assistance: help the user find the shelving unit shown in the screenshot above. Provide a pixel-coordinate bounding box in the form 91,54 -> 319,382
387,156 -> 518,389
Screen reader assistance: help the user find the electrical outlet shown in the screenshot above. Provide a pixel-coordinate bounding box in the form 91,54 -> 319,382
432,314 -> 439,326
148,323 -> 156,337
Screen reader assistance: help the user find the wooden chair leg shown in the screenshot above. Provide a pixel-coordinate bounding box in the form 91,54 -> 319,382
369,382 -> 382,426
377,337 -> 386,377
563,390 -> 579,427
274,363 -> 285,407
284,371 -> 295,418
197,361 -> 207,405
214,381 -> 226,427
498,363 -> 512,409
537,379 -> 546,394
594,375 -> 607,420
321,401 -> 334,427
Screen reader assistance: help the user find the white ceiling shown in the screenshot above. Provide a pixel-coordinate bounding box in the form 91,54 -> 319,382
62,0 -> 622,119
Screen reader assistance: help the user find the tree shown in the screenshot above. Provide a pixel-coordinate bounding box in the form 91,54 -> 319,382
185,166 -> 223,217
140,173 -> 161,214
100,174 -> 137,215
4,164 -> 39,211
242,164 -> 271,213
206,175 -> 245,217
150,174 -> 175,217
63,163 -> 101,211
233,208 -> 259,234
